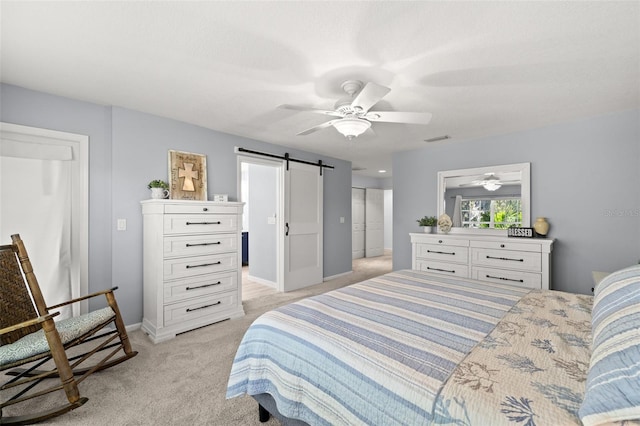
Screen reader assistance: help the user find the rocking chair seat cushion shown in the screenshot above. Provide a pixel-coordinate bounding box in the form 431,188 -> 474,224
0,307 -> 115,367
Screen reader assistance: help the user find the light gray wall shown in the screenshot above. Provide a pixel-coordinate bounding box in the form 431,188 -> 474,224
1,83 -> 353,325
351,174 -> 392,190
393,109 -> 640,295
248,163 -> 277,283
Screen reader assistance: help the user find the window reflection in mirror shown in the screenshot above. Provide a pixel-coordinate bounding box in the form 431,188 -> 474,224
437,163 -> 531,233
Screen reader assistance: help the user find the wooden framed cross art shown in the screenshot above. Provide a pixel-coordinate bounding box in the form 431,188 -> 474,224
168,150 -> 208,200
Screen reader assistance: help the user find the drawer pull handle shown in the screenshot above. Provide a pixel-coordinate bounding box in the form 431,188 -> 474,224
427,249 -> 455,256
186,301 -> 221,312
486,255 -> 524,262
203,207 -> 208,212
438,240 -> 443,243
186,281 -> 222,290
185,242 -> 221,247
427,266 -> 455,274
186,261 -> 221,269
486,274 -> 524,283
186,221 -> 221,225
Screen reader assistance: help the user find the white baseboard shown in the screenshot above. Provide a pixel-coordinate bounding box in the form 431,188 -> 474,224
323,270 -> 353,281
247,274 -> 277,288
126,322 -> 142,332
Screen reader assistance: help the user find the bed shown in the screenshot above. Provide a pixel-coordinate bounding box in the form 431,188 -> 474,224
227,266 -> 640,426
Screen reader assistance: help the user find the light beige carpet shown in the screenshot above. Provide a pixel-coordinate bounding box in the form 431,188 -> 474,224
10,253 -> 391,425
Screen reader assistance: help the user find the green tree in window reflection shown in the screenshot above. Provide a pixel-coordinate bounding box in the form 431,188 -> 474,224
463,199 -> 522,229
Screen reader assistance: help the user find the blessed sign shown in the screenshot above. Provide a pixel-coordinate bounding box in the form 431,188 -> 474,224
507,227 -> 535,238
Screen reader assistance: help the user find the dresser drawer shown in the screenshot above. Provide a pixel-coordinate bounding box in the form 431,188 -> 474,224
416,243 -> 468,264
416,235 -> 470,247
415,259 -> 469,278
164,234 -> 237,258
163,271 -> 237,303
472,267 -> 542,289
164,214 -> 238,234
471,248 -> 541,272
471,240 -> 541,253
163,253 -> 238,280
163,291 -> 238,326
164,204 -> 240,215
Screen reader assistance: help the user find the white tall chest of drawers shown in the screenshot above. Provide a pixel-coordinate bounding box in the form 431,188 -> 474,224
410,232 -> 554,290
141,200 -> 245,343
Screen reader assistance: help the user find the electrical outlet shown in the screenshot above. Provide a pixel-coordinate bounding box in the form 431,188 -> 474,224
117,219 -> 126,231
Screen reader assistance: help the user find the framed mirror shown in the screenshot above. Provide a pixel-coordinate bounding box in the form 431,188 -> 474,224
437,163 -> 530,234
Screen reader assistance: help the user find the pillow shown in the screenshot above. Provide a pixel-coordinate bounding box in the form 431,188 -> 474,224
579,264 -> 640,426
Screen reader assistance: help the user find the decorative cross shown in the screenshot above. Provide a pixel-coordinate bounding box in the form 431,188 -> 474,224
178,162 -> 199,192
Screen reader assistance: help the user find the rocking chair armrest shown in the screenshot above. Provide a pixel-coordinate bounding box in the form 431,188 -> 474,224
47,286 -> 119,311
0,312 -> 60,336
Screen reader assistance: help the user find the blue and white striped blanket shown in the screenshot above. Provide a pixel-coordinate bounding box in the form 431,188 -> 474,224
227,270 -> 531,425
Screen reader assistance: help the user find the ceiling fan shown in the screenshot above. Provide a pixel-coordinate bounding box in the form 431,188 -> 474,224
279,80 -> 432,140
461,173 -> 520,191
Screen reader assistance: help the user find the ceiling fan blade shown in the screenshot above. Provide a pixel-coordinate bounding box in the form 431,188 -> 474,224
278,104 -> 342,117
365,111 -> 432,125
297,119 -> 339,136
350,82 -> 390,113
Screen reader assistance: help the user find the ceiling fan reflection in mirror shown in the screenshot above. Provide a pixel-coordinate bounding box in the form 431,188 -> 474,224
460,173 -> 521,191
279,80 -> 433,140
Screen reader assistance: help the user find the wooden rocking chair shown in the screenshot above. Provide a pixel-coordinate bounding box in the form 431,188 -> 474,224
0,234 -> 137,424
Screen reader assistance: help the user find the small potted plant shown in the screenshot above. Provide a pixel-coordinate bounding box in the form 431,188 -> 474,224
417,215 -> 438,233
147,179 -> 169,199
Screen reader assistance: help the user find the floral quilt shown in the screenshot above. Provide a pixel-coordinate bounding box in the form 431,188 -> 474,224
433,289 -> 594,426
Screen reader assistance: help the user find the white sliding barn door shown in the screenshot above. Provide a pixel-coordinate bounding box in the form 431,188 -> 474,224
283,161 -> 323,291
365,188 -> 384,258
352,187 -> 365,259
0,123 -> 88,318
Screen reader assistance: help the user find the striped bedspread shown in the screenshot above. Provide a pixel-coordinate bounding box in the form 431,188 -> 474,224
226,269 -> 531,425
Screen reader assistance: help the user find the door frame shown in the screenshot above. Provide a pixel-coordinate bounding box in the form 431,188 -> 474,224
365,188 -> 384,257
0,122 -> 89,315
236,154 -> 284,292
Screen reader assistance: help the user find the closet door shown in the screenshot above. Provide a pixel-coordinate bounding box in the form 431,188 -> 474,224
365,188 -> 384,258
351,188 -> 365,259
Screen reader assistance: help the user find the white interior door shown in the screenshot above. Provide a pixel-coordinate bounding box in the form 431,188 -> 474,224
352,187 -> 365,259
283,161 -> 323,291
365,188 -> 384,258
0,122 -> 88,317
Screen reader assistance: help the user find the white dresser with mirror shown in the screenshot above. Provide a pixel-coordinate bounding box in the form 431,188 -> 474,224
414,161 -> 554,290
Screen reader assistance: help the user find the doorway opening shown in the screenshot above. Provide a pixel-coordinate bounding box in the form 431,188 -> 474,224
238,156 -> 282,300
0,122 -> 88,317
352,187 -> 393,257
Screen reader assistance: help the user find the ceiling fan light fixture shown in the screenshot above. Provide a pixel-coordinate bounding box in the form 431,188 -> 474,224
333,117 -> 371,140
483,181 -> 502,191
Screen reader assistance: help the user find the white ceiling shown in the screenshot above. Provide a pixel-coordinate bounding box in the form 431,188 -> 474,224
1,1 -> 638,177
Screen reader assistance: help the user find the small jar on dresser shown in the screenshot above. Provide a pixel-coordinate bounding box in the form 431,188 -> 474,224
410,232 -> 554,290
141,199 -> 245,343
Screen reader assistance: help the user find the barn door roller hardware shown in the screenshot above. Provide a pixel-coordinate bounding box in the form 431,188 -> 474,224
237,147 -> 334,175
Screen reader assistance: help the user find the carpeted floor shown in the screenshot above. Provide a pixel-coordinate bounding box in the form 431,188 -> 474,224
11,253 -> 391,425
